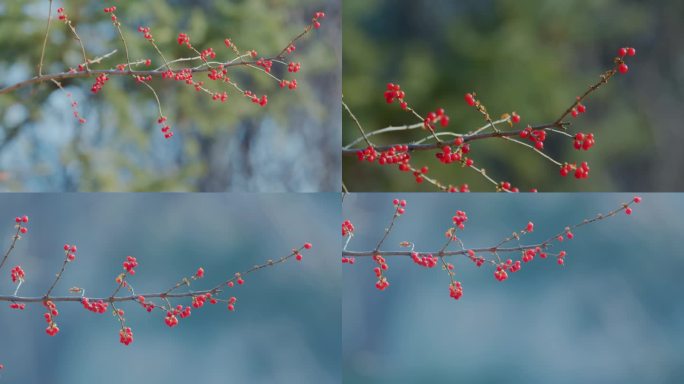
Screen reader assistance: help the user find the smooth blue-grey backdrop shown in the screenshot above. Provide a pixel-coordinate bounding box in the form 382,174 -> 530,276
0,193 -> 340,383
343,193 -> 683,384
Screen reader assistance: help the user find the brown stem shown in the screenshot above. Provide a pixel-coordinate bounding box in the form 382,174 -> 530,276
0,58 -> 278,95
1,246 -> 306,304
342,122 -> 567,155
37,0 -> 53,76
44,255 -> 70,298
344,200 -> 635,260
0,227 -> 22,273
554,66 -> 620,124
343,99 -> 374,148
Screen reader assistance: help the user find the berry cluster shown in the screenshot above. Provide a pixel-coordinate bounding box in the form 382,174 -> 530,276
560,161 -> 590,179
0,215 -> 312,369
44,301 -> 60,336
255,58 -> 273,73
312,12 -> 326,29
2,5 -> 327,143
91,73 -> 110,94
225,296 -> 236,312
81,297 -> 109,314
392,198 -> 407,215
122,256 -> 138,275
342,219 -> 356,264
137,295 -> 155,312
449,281 -> 463,300
192,293 -> 215,308
177,33 -> 191,47
119,326 -> 134,346
63,244 -> 78,261
423,108 -> 450,130
344,47 -> 638,191
617,47 -> 637,74
384,83 -> 407,108
342,220 -> 354,237
464,93 -> 477,107
288,62 -> 302,73
137,26 -> 153,40
14,216 -> 28,234
103,6 -> 117,19
411,252 -> 438,268
372,253 -> 390,291
519,126 -> 547,150
56,7 -> 67,21
295,243 -> 312,261
10,266 -> 24,283
571,101 -> 587,118
343,196 -> 642,301
573,133 -> 595,151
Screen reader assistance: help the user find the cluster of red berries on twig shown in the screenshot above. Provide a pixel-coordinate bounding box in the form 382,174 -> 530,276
63,244 -> 77,261
81,297 -> 109,314
0,215 -> 313,361
344,47 -> 638,191
122,256 -> 138,275
9,266 -> 24,284
44,300 -> 60,336
14,216 -> 28,234
0,5 -> 326,142
617,47 -> 637,73
312,12 -> 326,29
90,74 -> 109,94
342,196 -> 642,301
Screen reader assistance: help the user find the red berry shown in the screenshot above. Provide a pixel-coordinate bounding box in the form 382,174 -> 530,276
526,222 -> 534,232
464,93 -> 476,106
618,63 -> 629,74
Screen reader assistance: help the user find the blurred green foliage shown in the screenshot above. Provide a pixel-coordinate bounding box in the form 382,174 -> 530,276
343,0 -> 682,191
0,0 -> 340,191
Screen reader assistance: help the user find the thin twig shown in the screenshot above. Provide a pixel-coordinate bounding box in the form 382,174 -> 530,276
342,122 -> 567,155
37,0 -> 54,76
0,227 -> 22,273
44,254 -> 71,298
1,246 -> 307,303
343,200 -> 635,260
342,99 -> 373,148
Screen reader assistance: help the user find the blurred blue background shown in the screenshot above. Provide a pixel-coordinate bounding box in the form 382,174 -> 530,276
0,193 -> 340,383
343,193 -> 683,383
